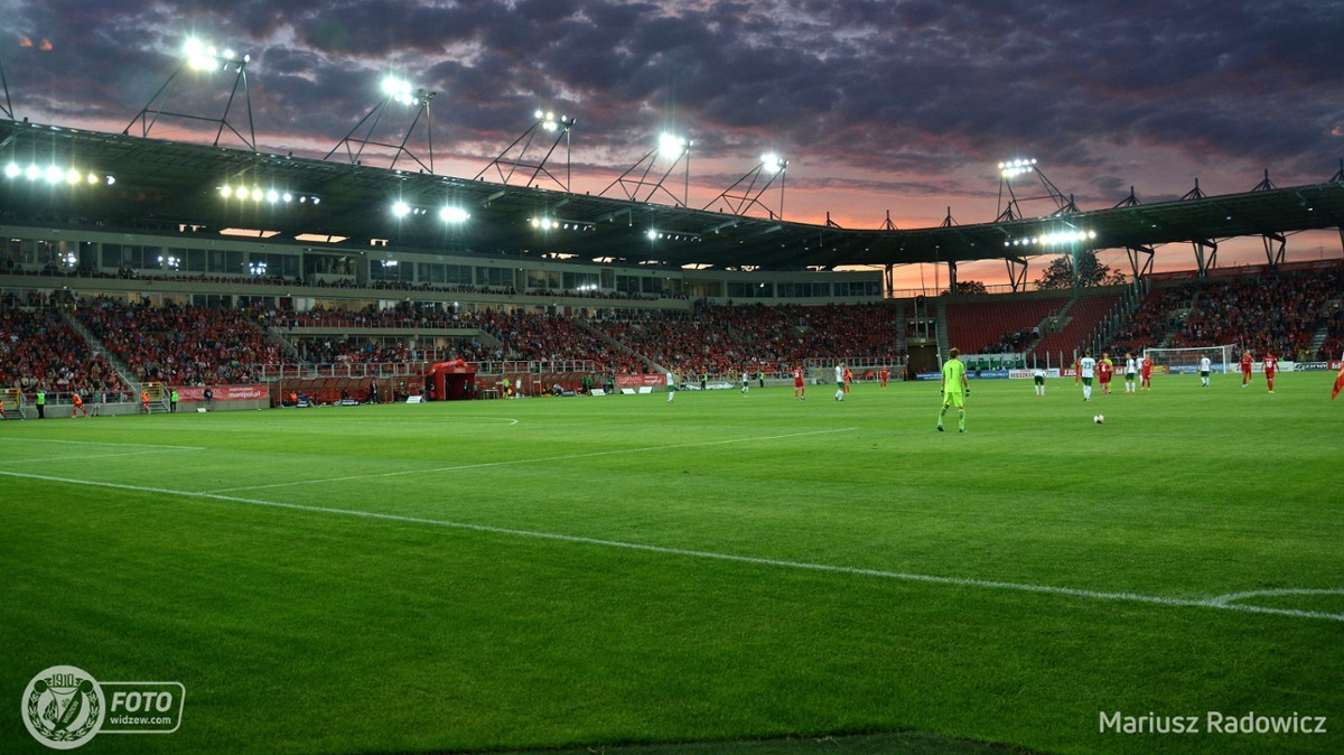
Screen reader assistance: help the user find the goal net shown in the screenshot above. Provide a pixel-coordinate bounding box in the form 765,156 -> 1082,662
1143,344 -> 1234,375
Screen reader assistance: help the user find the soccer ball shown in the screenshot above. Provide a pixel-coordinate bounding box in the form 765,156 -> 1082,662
1093,414 -> 1104,424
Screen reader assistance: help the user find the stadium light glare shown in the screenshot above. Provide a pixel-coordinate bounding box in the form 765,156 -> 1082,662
760,152 -> 787,173
439,206 -> 470,223
44,165 -> 63,184
65,168 -> 81,185
266,189 -> 279,204
4,162 -> 19,178
24,164 -> 40,181
86,172 -> 99,185
282,192 -> 293,203
380,76 -> 417,106
1000,158 -> 1036,179
105,175 -> 116,186
391,200 -> 412,218
249,187 -> 263,201
219,185 -> 233,199
658,132 -> 690,160
184,36 -> 232,72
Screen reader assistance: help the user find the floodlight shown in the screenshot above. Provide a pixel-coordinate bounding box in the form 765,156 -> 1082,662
105,175 -> 116,186
1088,230 -> 1097,239
392,200 -> 411,218
4,162 -> 19,178
249,186 -> 263,201
86,172 -> 99,185
282,192 -> 293,203
24,164 -> 39,181
380,76 -> 417,106
65,168 -> 81,185
658,132 -> 689,160
44,165 -> 62,184
266,189 -> 279,203
534,109 -> 544,119
439,206 -> 470,223
310,196 -> 319,205
760,152 -> 787,173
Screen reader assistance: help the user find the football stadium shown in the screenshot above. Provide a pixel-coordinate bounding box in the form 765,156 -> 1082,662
3,4 -> 1344,754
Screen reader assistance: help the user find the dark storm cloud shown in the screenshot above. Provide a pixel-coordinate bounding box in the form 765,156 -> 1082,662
4,0 -> 1341,199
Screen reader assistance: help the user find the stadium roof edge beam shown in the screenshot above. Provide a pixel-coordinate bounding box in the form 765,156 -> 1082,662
1,119 -> 1342,269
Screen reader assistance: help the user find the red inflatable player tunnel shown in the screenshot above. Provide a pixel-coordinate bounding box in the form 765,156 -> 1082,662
426,359 -> 476,400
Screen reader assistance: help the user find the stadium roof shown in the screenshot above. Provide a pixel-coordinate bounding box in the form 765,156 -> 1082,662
2,119 -> 1342,271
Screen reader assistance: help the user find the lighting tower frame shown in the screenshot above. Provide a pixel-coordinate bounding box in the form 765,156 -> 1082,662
124,48 -> 257,152
600,135 -> 691,208
995,160 -> 1078,222
0,58 -> 13,120
474,111 -> 574,191
704,155 -> 787,220
325,87 -> 438,174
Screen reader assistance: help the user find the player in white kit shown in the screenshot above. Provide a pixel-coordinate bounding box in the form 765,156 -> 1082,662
1078,352 -> 1097,401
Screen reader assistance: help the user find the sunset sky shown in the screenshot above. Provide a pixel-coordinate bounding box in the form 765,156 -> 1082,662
3,0 -> 1342,288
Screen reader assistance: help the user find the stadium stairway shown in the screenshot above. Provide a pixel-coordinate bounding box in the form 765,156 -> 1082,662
1311,324 -> 1329,354
264,325 -> 305,364
576,319 -> 667,374
60,308 -> 141,393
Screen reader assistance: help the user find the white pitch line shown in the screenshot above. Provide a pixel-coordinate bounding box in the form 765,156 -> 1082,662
0,448 -> 202,465
203,426 -> 857,494
0,437 -> 206,451
2,469 -> 1342,625
1210,587 -> 1344,605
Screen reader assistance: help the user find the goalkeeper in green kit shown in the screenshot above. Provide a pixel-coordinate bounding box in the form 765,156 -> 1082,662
937,347 -> 969,433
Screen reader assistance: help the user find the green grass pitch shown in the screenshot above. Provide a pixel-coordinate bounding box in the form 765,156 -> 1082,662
2,373 -> 1342,754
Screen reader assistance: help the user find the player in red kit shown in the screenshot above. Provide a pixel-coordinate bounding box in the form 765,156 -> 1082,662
842,366 -> 853,394
1240,350 -> 1253,387
1263,351 -> 1278,393
1097,352 -> 1115,395
793,366 -> 806,400
879,367 -> 890,388
1140,355 -> 1153,390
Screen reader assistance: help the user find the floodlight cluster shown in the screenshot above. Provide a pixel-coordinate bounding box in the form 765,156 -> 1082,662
1005,229 -> 1097,247
529,217 -> 594,232
645,229 -> 697,242
658,132 -> 691,160
157,254 -> 181,270
760,152 -> 788,174
381,76 -> 419,106
999,158 -> 1037,179
391,200 -> 472,223
247,261 -> 268,276
4,161 -> 115,187
218,185 -> 319,205
533,109 -> 574,133
184,37 -> 245,72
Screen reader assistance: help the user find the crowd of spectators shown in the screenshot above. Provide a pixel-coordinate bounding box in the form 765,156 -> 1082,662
597,302 -> 904,377
76,299 -> 282,385
1108,268 -> 1344,360
0,306 -> 125,400
1170,270 -> 1340,359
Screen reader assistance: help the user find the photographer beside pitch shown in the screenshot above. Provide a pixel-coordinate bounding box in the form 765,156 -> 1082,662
937,348 -> 969,433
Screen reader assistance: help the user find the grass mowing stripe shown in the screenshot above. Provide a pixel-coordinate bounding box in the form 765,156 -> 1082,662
0,436 -> 207,450
202,426 -> 859,493
0,448 -> 202,464
4,468 -> 1342,625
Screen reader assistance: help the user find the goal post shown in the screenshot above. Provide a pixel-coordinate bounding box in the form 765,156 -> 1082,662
1143,344 -> 1235,375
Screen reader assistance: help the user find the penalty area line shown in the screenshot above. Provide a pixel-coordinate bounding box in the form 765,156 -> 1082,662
2,469 -> 1342,625
0,437 -> 207,451
202,426 -> 857,494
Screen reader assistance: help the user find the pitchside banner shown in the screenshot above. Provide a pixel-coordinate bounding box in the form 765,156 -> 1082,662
615,374 -> 667,389
172,384 -> 268,401
1009,368 -> 1063,379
